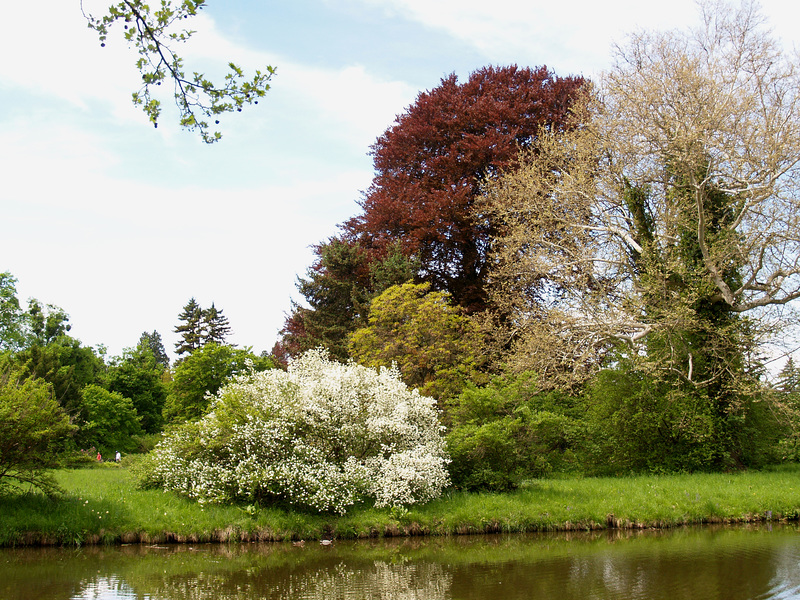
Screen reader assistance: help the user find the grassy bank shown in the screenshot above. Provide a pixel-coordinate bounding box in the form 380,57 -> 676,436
1,464 -> 798,546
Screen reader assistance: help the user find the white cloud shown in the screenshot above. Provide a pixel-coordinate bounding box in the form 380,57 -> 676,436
339,0 -> 799,76
0,1 -> 145,117
1,131 -> 370,358
0,3 -> 412,152
336,0 -> 691,74
179,13 -> 416,148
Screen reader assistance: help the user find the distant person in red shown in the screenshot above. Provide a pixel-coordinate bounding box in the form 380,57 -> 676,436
97,452 -> 102,462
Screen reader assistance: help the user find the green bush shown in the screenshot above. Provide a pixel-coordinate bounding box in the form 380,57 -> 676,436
582,365 -> 784,474
0,369 -> 76,495
446,372 -> 583,490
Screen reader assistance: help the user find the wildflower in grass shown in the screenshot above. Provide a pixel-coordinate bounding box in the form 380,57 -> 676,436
141,349 -> 449,513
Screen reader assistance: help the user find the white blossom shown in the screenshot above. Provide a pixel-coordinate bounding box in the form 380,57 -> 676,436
145,349 -> 450,513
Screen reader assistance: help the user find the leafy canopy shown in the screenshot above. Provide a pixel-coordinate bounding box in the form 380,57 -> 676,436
78,384 -> 143,455
163,342 -> 274,423
349,282 -> 484,402
346,65 -> 586,313
105,342 -> 168,433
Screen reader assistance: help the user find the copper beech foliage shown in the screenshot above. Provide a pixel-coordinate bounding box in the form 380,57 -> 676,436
345,65 -> 586,313
278,66 -> 585,363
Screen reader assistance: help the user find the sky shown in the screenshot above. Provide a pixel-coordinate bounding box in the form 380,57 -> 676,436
1,0 -> 799,361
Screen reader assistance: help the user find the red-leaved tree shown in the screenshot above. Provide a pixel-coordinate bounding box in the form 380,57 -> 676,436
276,65 -> 586,361
345,65 -> 586,312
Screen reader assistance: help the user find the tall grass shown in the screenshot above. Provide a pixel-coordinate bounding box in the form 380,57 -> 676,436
1,464 -> 798,546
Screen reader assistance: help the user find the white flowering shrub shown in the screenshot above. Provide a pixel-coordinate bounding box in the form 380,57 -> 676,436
141,349 -> 450,513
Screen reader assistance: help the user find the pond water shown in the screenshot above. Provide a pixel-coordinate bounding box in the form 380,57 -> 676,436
2,524 -> 799,600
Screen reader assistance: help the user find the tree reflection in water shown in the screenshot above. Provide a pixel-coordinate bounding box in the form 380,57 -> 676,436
1,525 -> 798,600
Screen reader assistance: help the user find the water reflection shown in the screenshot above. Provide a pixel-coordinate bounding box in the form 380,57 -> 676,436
1,525 -> 798,600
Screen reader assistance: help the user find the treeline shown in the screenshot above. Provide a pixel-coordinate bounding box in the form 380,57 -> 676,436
272,2 -> 800,484
0,277 -> 276,493
4,1 -> 800,498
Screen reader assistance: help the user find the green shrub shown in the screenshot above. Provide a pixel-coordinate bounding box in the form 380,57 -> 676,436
446,372 -> 583,490
141,350 -> 450,513
582,365 -> 784,474
0,369 -> 76,495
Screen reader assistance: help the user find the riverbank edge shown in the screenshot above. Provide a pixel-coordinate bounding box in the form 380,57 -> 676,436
5,511 -> 799,548
3,466 -> 799,547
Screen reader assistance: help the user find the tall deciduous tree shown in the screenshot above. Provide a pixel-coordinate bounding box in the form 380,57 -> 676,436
82,0 -> 275,142
0,273 -> 74,352
26,300 -> 71,347
481,1 -> 800,390
479,1 -> 800,471
345,65 -> 586,313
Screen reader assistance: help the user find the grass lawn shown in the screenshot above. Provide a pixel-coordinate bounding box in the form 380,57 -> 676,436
1,463 -> 798,546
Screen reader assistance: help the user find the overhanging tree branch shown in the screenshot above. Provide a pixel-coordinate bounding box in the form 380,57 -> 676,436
81,0 -> 275,143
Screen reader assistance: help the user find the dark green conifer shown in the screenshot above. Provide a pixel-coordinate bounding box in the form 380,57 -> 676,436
174,298 -> 204,356
203,303 -> 232,346
138,330 -> 170,367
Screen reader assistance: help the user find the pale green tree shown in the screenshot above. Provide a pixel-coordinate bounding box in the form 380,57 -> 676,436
480,1 -> 800,388
349,282 -> 485,403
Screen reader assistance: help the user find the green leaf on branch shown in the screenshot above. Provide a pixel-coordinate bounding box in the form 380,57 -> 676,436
82,0 -> 275,143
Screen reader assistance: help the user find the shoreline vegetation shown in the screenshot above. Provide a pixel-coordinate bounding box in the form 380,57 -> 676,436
1,464 -> 798,547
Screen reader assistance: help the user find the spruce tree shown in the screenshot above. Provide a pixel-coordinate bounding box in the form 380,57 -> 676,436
138,330 -> 170,367
203,303 -> 232,346
174,298 -> 204,356
778,357 -> 800,394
